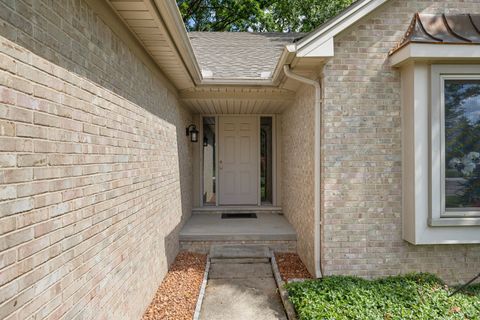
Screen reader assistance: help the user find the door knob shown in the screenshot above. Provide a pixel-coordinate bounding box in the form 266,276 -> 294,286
219,160 -> 223,169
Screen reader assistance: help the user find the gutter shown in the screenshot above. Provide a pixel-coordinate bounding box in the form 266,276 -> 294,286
271,44 -> 298,85
283,65 -> 323,279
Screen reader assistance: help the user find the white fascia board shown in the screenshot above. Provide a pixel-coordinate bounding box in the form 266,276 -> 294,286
297,38 -> 334,58
271,45 -> 297,83
390,43 -> 480,67
153,0 -> 203,84
295,0 -> 389,57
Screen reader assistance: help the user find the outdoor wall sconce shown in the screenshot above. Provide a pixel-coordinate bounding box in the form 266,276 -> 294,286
186,124 -> 199,142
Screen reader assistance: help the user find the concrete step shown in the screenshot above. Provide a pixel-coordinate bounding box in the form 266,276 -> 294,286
180,240 -> 297,255
210,258 -> 270,264
209,245 -> 271,259
179,213 -> 296,242
209,261 -> 273,279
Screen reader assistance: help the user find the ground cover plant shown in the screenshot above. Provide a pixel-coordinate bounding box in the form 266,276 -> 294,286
286,273 -> 480,320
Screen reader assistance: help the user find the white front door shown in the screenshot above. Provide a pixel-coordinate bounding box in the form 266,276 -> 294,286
218,116 -> 258,205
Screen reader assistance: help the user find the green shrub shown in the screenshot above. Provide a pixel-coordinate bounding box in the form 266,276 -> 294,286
286,273 -> 480,320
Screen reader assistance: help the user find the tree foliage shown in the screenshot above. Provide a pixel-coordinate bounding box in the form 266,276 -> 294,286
177,0 -> 356,32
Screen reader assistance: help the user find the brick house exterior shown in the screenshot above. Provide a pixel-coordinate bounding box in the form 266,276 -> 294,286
0,1 -> 193,319
1,0 -> 480,319
321,0 -> 480,280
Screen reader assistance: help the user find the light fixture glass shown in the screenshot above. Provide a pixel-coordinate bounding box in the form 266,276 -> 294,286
186,124 -> 199,142
190,129 -> 198,142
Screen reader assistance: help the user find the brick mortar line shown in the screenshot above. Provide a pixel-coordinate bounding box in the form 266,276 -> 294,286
0,0 -> 193,317
0,164 -> 177,189
0,120 -> 172,147
0,57 -> 166,126
0,18 -> 168,119
0,178 -> 179,261
0,168 -> 176,206
2,197 -> 179,316
42,201 -> 181,319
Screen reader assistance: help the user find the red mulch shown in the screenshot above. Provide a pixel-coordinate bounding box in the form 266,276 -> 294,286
275,252 -> 312,282
142,251 -> 207,320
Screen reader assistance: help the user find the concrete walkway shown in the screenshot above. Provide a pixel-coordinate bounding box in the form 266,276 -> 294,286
200,246 -> 287,320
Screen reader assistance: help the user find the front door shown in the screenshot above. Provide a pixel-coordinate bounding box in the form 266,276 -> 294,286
218,116 -> 259,205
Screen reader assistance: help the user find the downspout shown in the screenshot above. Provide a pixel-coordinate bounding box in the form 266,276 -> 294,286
283,65 -> 323,278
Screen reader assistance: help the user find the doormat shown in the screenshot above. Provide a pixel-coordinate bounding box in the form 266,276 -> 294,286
221,213 -> 257,219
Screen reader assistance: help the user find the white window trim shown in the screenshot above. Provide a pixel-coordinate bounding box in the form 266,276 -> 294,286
400,62 -> 480,244
430,65 -> 480,225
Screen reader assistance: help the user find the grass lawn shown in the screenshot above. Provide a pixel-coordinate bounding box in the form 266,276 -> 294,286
286,273 -> 480,320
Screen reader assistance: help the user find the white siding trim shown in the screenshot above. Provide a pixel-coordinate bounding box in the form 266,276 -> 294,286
390,43 -> 480,67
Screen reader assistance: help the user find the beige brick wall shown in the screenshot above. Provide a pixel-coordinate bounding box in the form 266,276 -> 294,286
321,0 -> 480,283
0,1 -> 192,319
281,84 -> 316,275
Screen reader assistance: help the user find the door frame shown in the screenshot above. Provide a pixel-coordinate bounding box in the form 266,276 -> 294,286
199,114 -> 277,207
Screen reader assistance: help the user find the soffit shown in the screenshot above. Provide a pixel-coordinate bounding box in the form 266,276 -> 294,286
107,0 -> 195,90
179,87 -> 296,114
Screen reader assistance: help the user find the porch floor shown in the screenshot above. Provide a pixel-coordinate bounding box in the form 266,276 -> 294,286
179,213 -> 296,241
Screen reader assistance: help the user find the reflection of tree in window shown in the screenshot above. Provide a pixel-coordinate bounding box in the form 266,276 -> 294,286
445,80 -> 480,208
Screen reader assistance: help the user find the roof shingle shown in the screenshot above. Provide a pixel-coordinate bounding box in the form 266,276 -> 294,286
188,32 -> 304,80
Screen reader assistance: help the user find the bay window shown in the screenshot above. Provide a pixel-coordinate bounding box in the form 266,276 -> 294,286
398,63 -> 480,244
388,14 -> 480,242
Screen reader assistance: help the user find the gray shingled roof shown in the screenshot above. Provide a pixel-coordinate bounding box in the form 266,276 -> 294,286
188,32 -> 304,80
